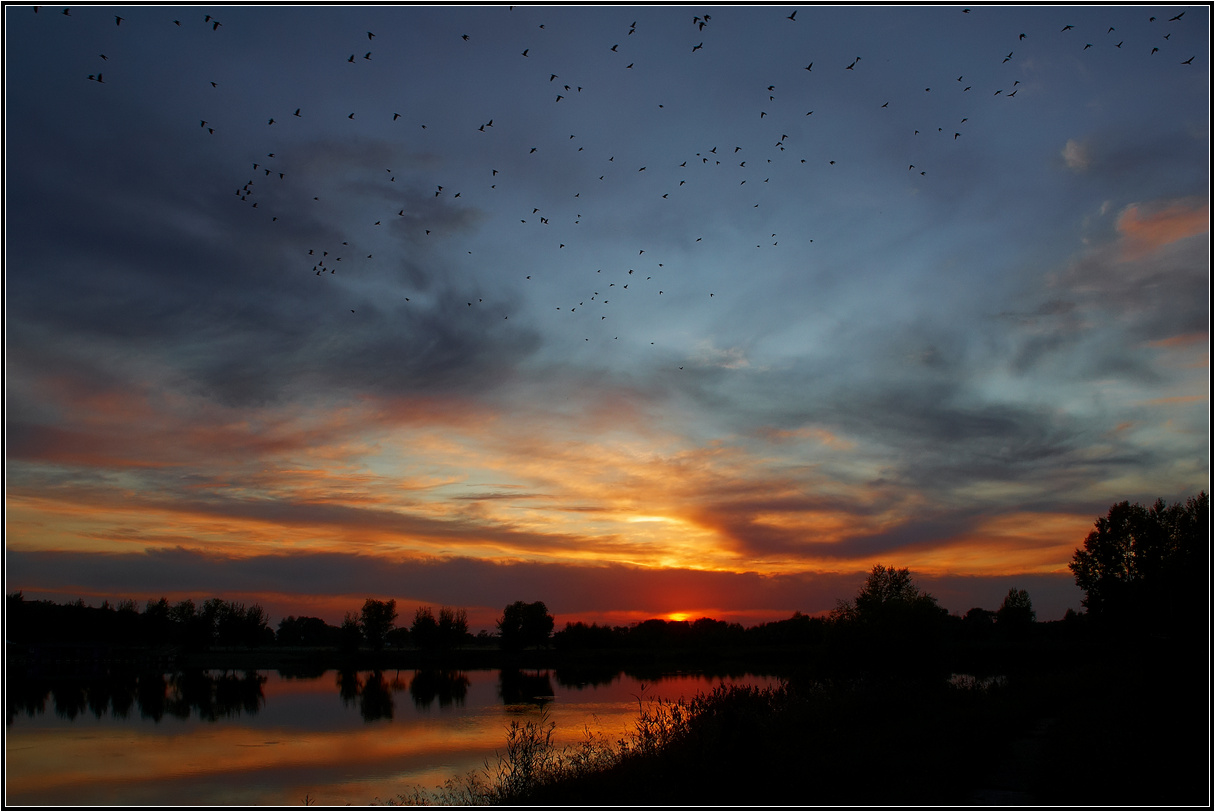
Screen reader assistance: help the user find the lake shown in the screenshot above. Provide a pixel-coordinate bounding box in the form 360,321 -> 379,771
5,666 -> 782,806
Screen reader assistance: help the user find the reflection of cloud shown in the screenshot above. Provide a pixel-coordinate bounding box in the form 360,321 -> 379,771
1116,197 -> 1209,260
1062,138 -> 1089,171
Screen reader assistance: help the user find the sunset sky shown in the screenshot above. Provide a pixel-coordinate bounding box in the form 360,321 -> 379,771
5,4 -> 1209,630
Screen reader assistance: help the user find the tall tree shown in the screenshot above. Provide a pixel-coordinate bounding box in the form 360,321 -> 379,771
411,606 -> 440,650
498,601 -> 554,650
340,611 -> 363,653
1070,492 -> 1208,630
360,598 -> 398,652
995,587 -> 1035,638
831,564 -> 943,624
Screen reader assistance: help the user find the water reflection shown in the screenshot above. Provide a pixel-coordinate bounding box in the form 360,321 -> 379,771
409,669 -> 470,709
498,668 -> 555,707
7,670 -> 267,724
6,668 -> 782,807
336,669 -> 409,721
552,663 -> 622,689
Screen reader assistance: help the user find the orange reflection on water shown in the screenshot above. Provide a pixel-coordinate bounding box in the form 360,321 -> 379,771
4,670 -> 782,807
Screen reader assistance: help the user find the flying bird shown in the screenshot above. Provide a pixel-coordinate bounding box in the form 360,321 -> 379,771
1169,11 -> 1184,21
787,10 -> 797,21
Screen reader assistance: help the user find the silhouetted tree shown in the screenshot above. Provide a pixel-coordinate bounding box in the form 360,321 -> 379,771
143,597 -> 173,645
958,606 -> 996,641
277,615 -> 337,646
340,611 -> 362,654
553,620 -> 620,650
831,564 -> 944,625
214,601 -> 274,647
360,598 -> 398,653
1069,492 -> 1208,631
498,601 -> 555,650
411,606 -> 439,649
438,606 -> 469,648
995,587 -> 1035,636
829,565 -> 949,671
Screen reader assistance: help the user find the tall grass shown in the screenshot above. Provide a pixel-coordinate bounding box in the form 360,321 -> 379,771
374,683 -> 796,806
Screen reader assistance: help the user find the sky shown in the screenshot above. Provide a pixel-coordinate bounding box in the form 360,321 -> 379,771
4,3 -> 1210,631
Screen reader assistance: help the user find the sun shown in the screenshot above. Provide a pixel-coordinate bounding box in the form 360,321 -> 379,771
667,612 -> 692,622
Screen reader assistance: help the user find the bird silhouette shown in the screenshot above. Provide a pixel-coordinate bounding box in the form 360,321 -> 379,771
787,10 -> 797,21
1169,11 -> 1184,21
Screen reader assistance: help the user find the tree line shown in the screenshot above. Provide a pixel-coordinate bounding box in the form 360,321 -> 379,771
7,492 -> 1206,656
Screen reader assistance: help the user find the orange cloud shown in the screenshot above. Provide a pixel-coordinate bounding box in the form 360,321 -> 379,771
893,511 -> 1095,576
1117,198 -> 1209,260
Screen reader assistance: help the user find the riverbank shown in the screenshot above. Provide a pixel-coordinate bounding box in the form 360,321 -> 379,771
377,634 -> 1209,807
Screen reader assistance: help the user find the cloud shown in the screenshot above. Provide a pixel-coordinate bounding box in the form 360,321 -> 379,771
4,547 -> 1084,627
1115,197 -> 1209,260
1062,138 -> 1090,171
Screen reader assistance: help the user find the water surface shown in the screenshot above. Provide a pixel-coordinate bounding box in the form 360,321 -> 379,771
6,667 -> 780,806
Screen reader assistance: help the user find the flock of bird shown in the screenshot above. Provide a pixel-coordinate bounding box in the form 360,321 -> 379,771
38,6 -> 1201,350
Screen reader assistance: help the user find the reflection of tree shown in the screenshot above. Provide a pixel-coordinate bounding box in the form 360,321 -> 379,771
276,662 -> 329,680
108,673 -> 138,718
409,669 -> 471,709
359,670 -> 404,721
498,669 -> 555,706
337,668 -> 363,708
6,675 -> 49,724
137,672 -> 167,721
8,670 -> 265,723
336,668 -> 409,721
167,670 -> 266,721
51,681 -> 88,720
553,664 -> 620,689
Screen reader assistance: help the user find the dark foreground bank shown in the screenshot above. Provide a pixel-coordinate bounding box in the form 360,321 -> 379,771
379,634 -> 1208,807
